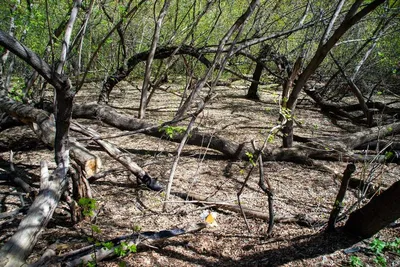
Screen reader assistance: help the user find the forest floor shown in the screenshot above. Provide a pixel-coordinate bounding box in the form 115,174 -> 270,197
0,79 -> 399,266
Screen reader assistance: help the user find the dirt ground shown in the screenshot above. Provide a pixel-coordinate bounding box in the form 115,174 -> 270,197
0,80 -> 399,266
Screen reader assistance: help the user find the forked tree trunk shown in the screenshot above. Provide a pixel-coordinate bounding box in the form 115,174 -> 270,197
247,45 -> 270,100
0,0 -> 81,263
344,180 -> 400,238
246,60 -> 263,100
282,0 -> 385,147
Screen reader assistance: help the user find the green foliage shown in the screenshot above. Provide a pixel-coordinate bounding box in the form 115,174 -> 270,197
370,238 -> 386,254
101,241 -> 114,250
384,151 -> 394,160
159,125 -> 186,139
114,241 -> 137,257
347,237 -> 400,267
245,152 -> 256,167
374,255 -> 387,267
387,238 -> 400,254
8,78 -> 25,102
368,237 -> 400,267
132,225 -> 142,233
91,224 -> 101,234
86,260 -> 96,267
349,255 -> 363,267
78,197 -> 97,217
281,107 -> 292,121
267,134 -> 275,143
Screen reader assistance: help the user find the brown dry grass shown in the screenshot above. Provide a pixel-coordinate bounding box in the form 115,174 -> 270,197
0,80 -> 399,266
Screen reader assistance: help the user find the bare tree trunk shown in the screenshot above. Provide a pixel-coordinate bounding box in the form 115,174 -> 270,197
247,45 -> 270,100
175,0 -> 260,119
330,53 -> 373,125
282,0 -> 385,147
71,123 -> 163,191
327,163 -> 356,232
281,56 -> 302,148
319,0 -> 346,48
0,0 -> 81,264
344,180 -> 400,238
138,0 -> 171,119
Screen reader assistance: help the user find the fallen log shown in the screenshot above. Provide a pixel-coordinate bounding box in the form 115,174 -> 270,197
71,122 -> 163,191
0,163 -> 68,267
30,223 -> 207,266
72,102 -> 400,164
0,97 -> 101,177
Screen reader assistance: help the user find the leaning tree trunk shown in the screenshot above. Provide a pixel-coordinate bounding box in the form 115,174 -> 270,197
344,180 -> 400,238
247,45 -> 270,100
246,60 -> 263,100
138,0 -> 170,119
282,0 -> 385,147
0,0 -> 81,264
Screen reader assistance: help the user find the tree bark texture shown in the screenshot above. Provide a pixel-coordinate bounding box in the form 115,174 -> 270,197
71,103 -> 400,164
247,45 -> 271,100
247,60 -> 263,100
138,0 -> 171,119
0,164 -> 68,267
71,123 -> 163,191
0,13 -> 80,264
282,0 -> 385,147
327,163 -> 356,232
344,180 -> 400,238
0,97 -> 101,176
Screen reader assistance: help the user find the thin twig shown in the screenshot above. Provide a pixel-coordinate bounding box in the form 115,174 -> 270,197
252,140 -> 275,235
236,98 -> 286,233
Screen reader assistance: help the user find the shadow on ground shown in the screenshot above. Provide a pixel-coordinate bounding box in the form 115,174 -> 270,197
137,228 -> 361,266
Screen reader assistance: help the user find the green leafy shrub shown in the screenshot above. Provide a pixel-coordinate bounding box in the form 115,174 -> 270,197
78,197 -> 97,217
159,125 -> 186,139
349,255 -> 363,267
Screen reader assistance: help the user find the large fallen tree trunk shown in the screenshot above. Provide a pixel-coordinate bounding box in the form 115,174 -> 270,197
344,180 -> 400,238
0,6 -> 80,261
304,87 -> 400,126
0,4 -> 83,264
0,97 -> 101,176
72,102 -> 400,164
0,97 -> 101,222
71,122 -> 163,191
